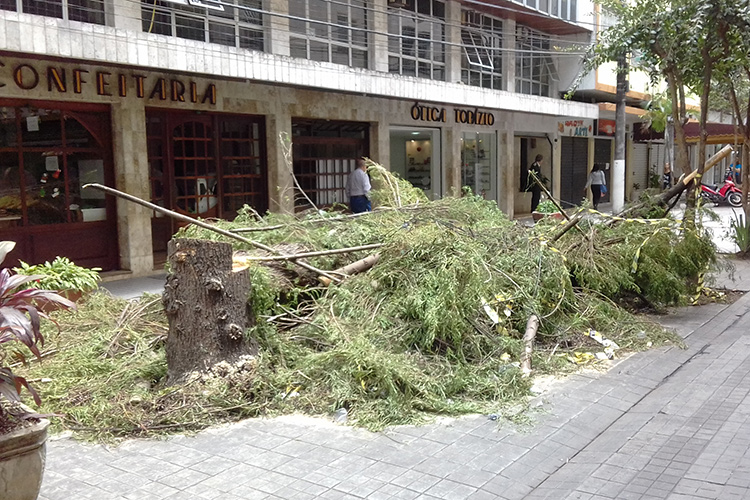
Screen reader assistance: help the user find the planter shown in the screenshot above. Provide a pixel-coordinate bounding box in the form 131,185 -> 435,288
0,418 -> 50,500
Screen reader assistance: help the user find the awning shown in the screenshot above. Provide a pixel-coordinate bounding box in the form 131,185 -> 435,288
634,121 -> 741,145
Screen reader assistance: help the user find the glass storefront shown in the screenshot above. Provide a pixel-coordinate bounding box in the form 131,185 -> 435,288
461,131 -> 497,201
0,103 -> 117,270
389,127 -> 441,200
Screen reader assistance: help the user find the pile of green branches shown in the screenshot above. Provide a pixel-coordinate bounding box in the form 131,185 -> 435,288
15,168 -> 718,439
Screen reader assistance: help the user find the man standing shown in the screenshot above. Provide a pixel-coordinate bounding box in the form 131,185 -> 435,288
346,158 -> 371,213
529,154 -> 543,212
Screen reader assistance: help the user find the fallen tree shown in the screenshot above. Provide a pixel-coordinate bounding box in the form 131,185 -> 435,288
54,162 -> 716,436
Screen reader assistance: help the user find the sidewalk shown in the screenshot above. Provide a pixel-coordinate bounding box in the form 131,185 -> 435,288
40,265 -> 750,499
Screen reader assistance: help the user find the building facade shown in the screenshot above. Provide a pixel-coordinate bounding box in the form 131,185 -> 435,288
0,0 -> 597,276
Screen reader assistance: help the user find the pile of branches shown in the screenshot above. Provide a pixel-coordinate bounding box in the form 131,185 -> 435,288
168,163 -> 714,429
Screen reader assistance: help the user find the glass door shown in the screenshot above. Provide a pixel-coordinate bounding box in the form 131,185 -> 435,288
461,132 -> 496,202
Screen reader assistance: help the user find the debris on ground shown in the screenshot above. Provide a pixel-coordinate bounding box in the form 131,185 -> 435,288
15,160 -> 724,440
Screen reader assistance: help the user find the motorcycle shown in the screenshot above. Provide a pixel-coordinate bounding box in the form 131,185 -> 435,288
700,177 -> 743,207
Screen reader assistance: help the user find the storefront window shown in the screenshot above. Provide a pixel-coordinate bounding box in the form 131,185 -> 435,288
461,132 -> 497,202
389,127 -> 441,200
0,107 -> 108,227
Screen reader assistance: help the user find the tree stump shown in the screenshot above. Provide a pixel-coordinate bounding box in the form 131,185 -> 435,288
163,239 -> 257,384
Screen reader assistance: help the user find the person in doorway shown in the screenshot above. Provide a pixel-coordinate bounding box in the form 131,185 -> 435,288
345,158 -> 372,213
528,154 -> 543,212
585,163 -> 607,210
662,162 -> 673,190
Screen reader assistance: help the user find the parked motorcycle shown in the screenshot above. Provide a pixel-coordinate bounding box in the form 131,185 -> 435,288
700,177 -> 742,207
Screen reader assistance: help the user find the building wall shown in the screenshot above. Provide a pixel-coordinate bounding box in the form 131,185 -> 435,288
0,2 -> 600,276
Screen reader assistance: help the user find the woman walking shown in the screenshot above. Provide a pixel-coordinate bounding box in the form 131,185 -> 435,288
584,163 -> 607,210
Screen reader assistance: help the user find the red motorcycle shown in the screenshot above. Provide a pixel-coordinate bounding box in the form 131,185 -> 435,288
701,177 -> 742,207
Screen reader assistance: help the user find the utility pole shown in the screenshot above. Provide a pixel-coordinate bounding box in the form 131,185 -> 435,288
613,53 -> 628,213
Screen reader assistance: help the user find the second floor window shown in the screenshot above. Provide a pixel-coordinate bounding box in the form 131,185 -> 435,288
142,0 -> 265,52
288,0 -> 368,69
387,0 -> 445,81
0,0 -> 105,25
461,10 -> 503,90
515,26 -> 556,97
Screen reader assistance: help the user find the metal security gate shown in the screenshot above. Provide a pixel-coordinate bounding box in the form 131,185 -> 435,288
560,137 -> 589,207
594,138 -> 612,203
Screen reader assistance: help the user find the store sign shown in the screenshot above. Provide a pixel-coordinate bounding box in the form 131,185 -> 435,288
597,119 -> 616,136
410,103 -> 494,126
0,61 -> 217,105
558,119 -> 593,137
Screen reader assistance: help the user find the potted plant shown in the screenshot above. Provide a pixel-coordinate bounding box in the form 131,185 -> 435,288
14,257 -> 101,304
0,241 -> 74,500
532,199 -> 563,222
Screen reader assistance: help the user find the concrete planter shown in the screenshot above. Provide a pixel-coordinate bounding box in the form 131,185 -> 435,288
0,418 -> 50,500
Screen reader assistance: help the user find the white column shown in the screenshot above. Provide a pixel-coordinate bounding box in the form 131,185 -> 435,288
503,18 -> 516,93
269,0 -> 290,56
109,0 -> 142,31
371,0 -> 389,72
111,101 -> 154,275
267,109 -> 295,214
498,129 -> 514,216
444,0 -> 462,83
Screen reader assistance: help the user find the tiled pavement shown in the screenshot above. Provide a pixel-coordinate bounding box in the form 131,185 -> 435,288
39,262 -> 750,499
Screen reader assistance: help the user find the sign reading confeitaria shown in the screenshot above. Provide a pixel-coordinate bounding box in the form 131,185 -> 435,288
410,102 -> 495,126
0,60 -> 217,104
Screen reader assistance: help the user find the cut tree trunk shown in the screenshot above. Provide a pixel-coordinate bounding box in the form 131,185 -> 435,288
163,239 -> 257,384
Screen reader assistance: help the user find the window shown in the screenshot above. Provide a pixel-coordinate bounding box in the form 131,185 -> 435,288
508,0 -> 576,22
387,0 -> 445,81
142,0 -> 265,52
461,10 -> 503,90
291,120 -> 369,209
515,26 -> 557,97
288,0 -> 368,69
0,0 -> 105,25
0,106 -> 110,226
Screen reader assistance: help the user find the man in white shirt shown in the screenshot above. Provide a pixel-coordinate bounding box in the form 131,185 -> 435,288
345,158 -> 371,213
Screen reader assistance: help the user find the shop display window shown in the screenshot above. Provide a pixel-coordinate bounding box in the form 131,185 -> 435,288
461,132 -> 497,202
0,106 -> 108,229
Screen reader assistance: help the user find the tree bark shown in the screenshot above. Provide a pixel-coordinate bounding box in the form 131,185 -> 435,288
163,239 -> 257,384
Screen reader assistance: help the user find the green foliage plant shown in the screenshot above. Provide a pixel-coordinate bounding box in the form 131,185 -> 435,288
730,212 -> 750,256
534,200 -> 560,214
0,241 -> 74,427
15,257 -> 101,293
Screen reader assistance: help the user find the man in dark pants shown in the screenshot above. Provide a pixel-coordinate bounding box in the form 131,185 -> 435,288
529,154 -> 543,212
345,158 -> 371,213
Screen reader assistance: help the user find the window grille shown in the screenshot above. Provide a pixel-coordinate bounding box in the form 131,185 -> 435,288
142,0 -> 265,52
0,0 -> 105,25
387,0 -> 445,81
460,10 -> 503,90
288,0 -> 368,69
